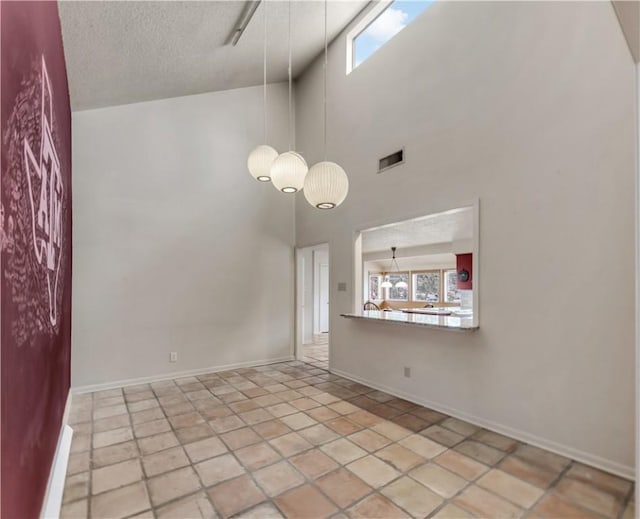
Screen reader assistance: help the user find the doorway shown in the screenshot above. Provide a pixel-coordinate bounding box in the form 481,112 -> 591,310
296,243 -> 329,370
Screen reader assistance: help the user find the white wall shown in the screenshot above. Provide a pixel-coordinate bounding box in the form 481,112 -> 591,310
72,83 -> 294,388
295,2 -> 636,476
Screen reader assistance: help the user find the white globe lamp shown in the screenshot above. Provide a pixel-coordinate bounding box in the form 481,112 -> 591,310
303,161 -> 349,209
248,145 -> 278,182
270,151 -> 308,193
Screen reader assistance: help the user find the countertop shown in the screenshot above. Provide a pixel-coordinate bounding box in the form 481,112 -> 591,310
341,310 -> 478,332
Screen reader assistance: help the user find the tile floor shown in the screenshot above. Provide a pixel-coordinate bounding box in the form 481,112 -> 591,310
63,361 -> 634,519
300,343 -> 328,370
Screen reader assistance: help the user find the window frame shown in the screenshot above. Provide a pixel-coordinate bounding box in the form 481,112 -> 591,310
345,0 -> 393,74
367,271 -> 383,302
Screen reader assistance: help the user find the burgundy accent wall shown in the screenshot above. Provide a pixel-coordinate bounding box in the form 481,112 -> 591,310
456,253 -> 472,290
1,2 -> 72,518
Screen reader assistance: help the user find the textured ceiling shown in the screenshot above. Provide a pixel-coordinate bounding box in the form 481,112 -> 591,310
59,0 -> 368,111
361,207 -> 474,254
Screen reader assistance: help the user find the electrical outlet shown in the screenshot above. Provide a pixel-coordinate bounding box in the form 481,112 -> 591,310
404,366 -> 411,378
170,352 -> 177,363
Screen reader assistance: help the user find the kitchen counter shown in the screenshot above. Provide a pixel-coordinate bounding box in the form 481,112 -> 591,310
341,310 -> 478,332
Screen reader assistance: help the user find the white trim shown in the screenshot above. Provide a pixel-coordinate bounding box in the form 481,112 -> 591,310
71,356 -> 294,394
331,367 -> 635,481
634,62 -> 639,508
345,0 -> 393,74
40,392 -> 74,519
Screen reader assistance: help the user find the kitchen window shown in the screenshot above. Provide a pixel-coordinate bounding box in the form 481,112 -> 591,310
368,272 -> 382,301
387,272 -> 409,301
412,271 -> 441,303
444,269 -> 461,303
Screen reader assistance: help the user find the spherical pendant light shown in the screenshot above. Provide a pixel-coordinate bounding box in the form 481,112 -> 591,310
248,145 -> 278,182
303,161 -> 349,209
270,151 -> 308,193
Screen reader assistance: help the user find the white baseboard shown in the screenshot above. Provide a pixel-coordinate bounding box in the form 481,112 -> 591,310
72,356 -> 295,394
331,368 -> 635,481
40,391 -> 74,519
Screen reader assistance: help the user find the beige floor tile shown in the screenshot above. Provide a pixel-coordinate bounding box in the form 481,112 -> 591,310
326,417 -> 363,435
471,429 -> 519,452
266,403 -> 298,418
280,412 -> 317,430
63,471 -> 89,504
235,442 -> 281,470
346,455 -> 400,488
439,417 -> 479,437
163,401 -> 196,417
67,451 -> 91,475
142,446 -> 190,477
70,434 -> 91,454
208,474 -> 267,518
195,453 -> 245,487
269,432 -> 313,457
498,454 -> 559,489
431,503 -> 472,518
94,426 -> 134,449
291,397 -> 322,411
60,498 -> 88,519
95,395 -> 126,409
274,483 -> 338,519
92,459 -> 143,494
297,423 -> 340,446
554,477 -> 624,517
420,424 -> 465,447
91,481 -> 151,518
347,429 -> 391,452
147,466 -> 202,506
94,404 -> 129,420
477,468 -> 544,508
399,434 -> 447,459
328,401 -> 360,415
93,413 -> 131,433
169,411 -> 205,429
514,444 -> 571,473
254,460 -> 305,497
239,408 -> 274,425
290,448 -> 339,479
321,438 -> 368,465
531,493 -> 603,519
137,431 -> 179,456
131,407 -> 165,425
155,491 -> 217,519
235,502 -> 284,518
316,468 -> 372,508
434,449 -> 489,481
346,493 -> 410,518
410,407 -> 448,424
376,443 -> 425,472
209,415 -> 245,434
410,462 -> 468,498
253,394 -> 284,407
454,440 -> 506,466
565,463 -> 632,499
176,423 -> 215,444
133,418 -> 171,438
348,410 -> 384,427
454,484 -> 523,518
220,427 -> 261,450
128,399 -> 160,413
381,475 -> 443,517
371,421 -> 412,441
184,436 -> 228,464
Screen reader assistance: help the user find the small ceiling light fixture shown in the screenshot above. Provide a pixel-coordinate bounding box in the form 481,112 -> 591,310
380,247 -> 407,288
303,0 -> 349,210
248,0 -> 278,182
270,0 -> 308,193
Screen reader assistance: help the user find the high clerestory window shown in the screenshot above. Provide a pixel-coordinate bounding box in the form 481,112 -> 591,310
348,0 -> 433,73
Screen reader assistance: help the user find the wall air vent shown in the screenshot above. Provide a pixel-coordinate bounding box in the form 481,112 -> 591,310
378,149 -> 404,173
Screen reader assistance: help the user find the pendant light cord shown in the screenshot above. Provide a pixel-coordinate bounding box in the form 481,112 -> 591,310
263,0 -> 267,143
323,0 -> 328,161
288,0 -> 292,151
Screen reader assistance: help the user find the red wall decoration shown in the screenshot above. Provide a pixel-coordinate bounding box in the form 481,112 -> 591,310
1,2 -> 72,518
456,253 -> 473,290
